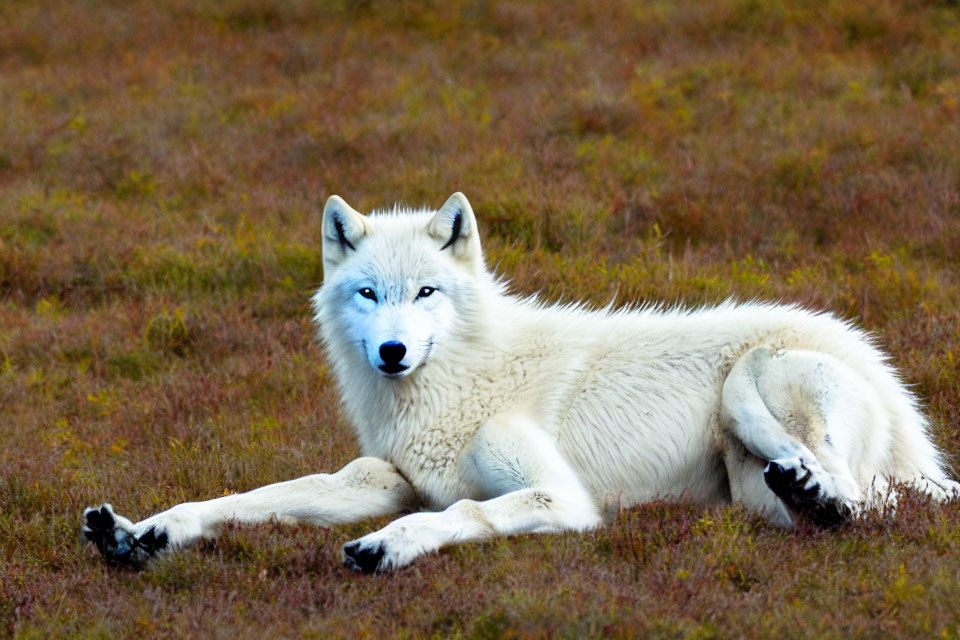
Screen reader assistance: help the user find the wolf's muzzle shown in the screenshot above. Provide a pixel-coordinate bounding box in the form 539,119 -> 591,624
379,341 -> 408,374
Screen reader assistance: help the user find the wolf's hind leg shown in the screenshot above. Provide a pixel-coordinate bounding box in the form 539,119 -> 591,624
83,457 -> 417,568
723,444 -> 795,527
341,414 -> 602,572
722,346 -> 869,527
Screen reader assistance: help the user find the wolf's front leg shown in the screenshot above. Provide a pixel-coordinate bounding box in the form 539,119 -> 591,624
83,457 -> 417,568
341,415 -> 602,572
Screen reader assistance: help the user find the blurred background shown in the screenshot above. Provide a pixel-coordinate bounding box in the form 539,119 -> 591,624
2,1 -> 960,637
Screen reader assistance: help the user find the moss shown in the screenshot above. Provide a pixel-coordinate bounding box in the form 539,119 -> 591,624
145,309 -> 192,356
3,0 -> 960,637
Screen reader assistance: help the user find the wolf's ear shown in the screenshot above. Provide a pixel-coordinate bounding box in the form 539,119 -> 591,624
428,192 -> 481,265
321,195 -> 367,270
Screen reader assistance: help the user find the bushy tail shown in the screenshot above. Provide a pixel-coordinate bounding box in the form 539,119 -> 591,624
884,389 -> 959,501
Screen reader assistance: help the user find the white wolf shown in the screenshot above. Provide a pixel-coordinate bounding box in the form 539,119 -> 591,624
84,192 -> 959,572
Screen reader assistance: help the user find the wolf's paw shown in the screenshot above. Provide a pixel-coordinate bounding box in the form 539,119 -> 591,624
764,458 -> 855,529
341,514 -> 440,573
82,504 -> 169,568
341,539 -> 387,573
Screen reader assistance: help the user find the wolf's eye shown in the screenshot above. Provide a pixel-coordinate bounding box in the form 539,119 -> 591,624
358,288 -> 378,302
417,286 -> 436,299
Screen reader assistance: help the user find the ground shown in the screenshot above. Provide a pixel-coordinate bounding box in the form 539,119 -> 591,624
2,0 -> 960,637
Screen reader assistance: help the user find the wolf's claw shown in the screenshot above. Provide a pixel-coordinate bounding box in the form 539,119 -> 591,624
82,504 -> 168,569
341,540 -> 386,573
764,461 -> 852,529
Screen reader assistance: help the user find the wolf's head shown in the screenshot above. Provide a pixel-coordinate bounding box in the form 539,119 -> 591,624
314,192 -> 487,380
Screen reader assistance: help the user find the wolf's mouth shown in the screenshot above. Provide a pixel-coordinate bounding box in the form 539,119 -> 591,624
378,363 -> 409,376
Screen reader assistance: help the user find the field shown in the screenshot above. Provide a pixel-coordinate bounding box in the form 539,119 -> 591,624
3,0 -> 960,637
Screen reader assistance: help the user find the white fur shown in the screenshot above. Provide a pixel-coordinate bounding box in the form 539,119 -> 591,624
84,192 -> 959,572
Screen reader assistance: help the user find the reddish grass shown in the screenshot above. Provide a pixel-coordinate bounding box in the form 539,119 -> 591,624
3,0 -> 960,637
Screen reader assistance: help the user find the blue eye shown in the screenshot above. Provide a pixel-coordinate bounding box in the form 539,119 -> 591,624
359,288 -> 378,302
417,287 -> 436,299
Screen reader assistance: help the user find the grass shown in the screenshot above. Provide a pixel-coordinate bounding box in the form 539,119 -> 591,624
2,0 -> 960,637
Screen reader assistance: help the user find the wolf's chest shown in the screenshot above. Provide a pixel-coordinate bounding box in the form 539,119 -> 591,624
387,426 -> 479,508
400,427 -> 473,474
378,396 -> 506,508
356,346 -> 561,507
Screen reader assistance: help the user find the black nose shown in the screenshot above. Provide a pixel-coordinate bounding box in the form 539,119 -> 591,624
379,341 -> 406,364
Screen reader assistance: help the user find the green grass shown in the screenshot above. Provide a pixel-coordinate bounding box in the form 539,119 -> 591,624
3,0 -> 960,637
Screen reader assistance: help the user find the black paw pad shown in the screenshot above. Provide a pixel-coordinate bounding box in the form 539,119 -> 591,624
84,505 -> 116,534
83,507 -> 134,568
154,531 -> 169,550
764,462 -> 852,529
138,527 -> 168,553
807,500 -> 852,529
342,541 -> 385,574
764,461 -> 796,494
82,505 -> 166,569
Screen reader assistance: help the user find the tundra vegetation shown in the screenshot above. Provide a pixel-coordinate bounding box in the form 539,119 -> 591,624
2,0 -> 960,637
